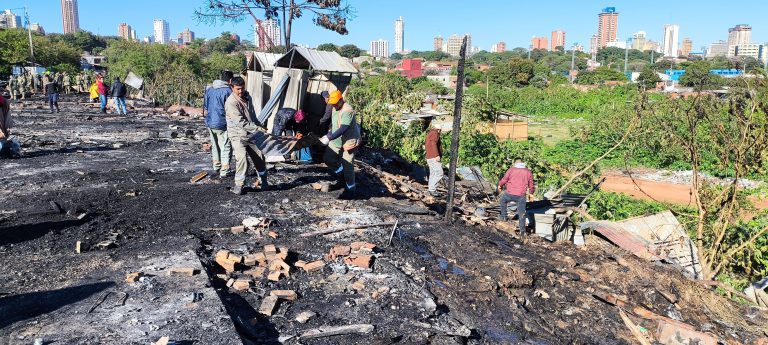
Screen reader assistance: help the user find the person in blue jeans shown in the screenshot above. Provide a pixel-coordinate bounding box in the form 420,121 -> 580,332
110,77 -> 128,115
498,158 -> 535,238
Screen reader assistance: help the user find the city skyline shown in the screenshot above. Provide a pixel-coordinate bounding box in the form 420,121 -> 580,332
10,0 -> 768,54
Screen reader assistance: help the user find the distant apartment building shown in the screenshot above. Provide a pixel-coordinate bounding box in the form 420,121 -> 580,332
118,23 -> 132,40
61,0 -> 80,34
178,28 -> 195,45
153,19 -> 170,44
0,9 -> 21,29
433,36 -> 443,52
596,7 -> 618,49
728,43 -> 766,63
370,39 -> 389,58
394,16 -> 404,53
447,34 -> 471,57
662,24 -> 679,57
707,40 -> 728,57
680,38 -> 692,56
491,42 -> 506,53
551,30 -> 566,51
728,24 -> 751,46
30,23 -> 45,34
631,31 -> 647,50
255,19 -> 281,49
531,36 -> 548,50
589,34 -> 598,55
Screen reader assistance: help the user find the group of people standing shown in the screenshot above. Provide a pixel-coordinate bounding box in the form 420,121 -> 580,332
6,71 -> 94,101
202,70 -> 360,199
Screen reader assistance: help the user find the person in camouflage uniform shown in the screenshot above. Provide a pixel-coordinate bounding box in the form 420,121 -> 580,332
63,73 -> 72,94
7,76 -> 18,100
83,73 -> 91,92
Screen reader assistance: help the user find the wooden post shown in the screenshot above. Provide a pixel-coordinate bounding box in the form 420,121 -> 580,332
444,37 -> 468,223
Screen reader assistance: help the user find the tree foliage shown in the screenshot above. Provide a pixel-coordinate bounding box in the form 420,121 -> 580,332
487,57 -> 535,88
0,29 -> 81,74
575,67 -> 627,85
636,67 -> 661,90
194,0 -> 354,49
679,61 -> 724,91
338,44 -> 361,58
316,43 -> 338,52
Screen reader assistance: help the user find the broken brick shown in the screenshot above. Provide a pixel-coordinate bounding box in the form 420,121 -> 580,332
226,278 -> 235,287
243,254 -> 258,266
344,255 -> 373,269
277,247 -> 289,260
269,259 -> 291,273
294,310 -> 316,323
350,279 -> 365,291
168,267 -> 197,276
270,290 -> 298,301
253,252 -> 267,264
125,272 -> 141,283
258,295 -> 279,316
350,241 -> 377,252
268,231 -> 278,239
244,267 -> 266,278
294,260 -> 307,268
264,245 -> 277,255
303,260 -> 325,272
330,245 -> 351,259
215,255 -> 236,272
267,271 -> 282,281
230,225 -> 246,234
215,250 -> 230,261
232,279 -> 251,291
227,253 -> 243,264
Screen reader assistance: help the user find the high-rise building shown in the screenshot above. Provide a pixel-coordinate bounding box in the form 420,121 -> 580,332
61,0 -> 80,34
394,16 -> 404,53
118,23 -> 132,40
491,42 -> 506,53
662,24 -> 679,57
728,43 -> 766,63
551,30 -> 566,51
178,28 -> 195,45
446,34 -> 471,57
728,24 -> 752,46
433,36 -> 443,52
531,36 -> 548,50
0,9 -> 21,29
707,40 -> 728,57
596,7 -> 618,50
30,23 -> 45,35
131,29 -> 137,41
153,19 -> 170,44
256,19 -> 281,49
370,39 -> 389,58
589,34 -> 599,56
631,31 -> 647,50
680,38 -> 693,56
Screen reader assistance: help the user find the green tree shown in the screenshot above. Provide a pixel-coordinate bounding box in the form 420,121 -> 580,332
316,43 -> 338,52
487,57 -> 536,88
339,44 -> 361,58
575,67 -> 627,85
195,0 -> 353,49
679,61 -> 724,91
390,52 -> 403,60
206,32 -> 239,54
636,67 -> 662,89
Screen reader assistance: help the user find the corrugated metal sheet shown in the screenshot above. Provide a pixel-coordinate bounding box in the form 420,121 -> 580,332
251,52 -> 282,72
581,221 -> 663,260
275,47 -> 358,74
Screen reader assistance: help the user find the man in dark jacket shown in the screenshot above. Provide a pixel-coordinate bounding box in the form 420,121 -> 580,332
319,90 -> 333,131
498,158 -> 535,238
110,77 -> 128,115
204,70 -> 234,178
43,75 -> 60,114
425,122 -> 443,196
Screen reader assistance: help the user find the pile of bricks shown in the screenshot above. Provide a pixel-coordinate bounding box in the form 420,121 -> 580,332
214,244 -> 326,292
324,241 -> 377,269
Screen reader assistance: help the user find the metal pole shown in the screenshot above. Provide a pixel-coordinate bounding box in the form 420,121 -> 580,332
570,43 -> 576,83
651,50 -> 655,65
25,7 -> 35,65
624,39 -> 629,73
444,36 -> 468,223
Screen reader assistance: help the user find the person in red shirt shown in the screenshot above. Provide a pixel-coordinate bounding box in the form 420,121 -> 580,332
96,74 -> 107,113
497,158 -> 535,237
424,122 -> 443,196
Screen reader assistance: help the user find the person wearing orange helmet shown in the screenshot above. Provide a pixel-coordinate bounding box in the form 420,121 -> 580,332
318,90 -> 361,199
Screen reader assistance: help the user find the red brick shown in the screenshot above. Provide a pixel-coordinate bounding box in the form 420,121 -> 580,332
232,279 -> 251,291
264,245 -> 277,255
125,272 -> 141,283
344,255 -> 373,269
330,245 -> 351,259
268,231 -> 279,239
303,260 -> 325,272
254,252 -> 267,264
294,260 -> 307,268
244,267 -> 266,278
267,271 -> 282,281
215,250 -> 230,262
269,259 -> 291,273
215,256 -> 236,272
168,267 -> 197,276
226,278 -> 235,287
227,253 -> 243,264
270,290 -> 298,301
350,242 -> 377,252
231,225 -> 246,234
277,247 -> 289,260
258,295 -> 279,316
350,279 -> 365,291
243,254 -> 258,266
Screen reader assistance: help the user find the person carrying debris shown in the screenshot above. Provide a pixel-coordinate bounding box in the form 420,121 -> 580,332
498,158 -> 535,238
319,90 -> 361,199
225,76 -> 269,195
425,122 -> 443,196
203,70 -> 234,179
43,74 -> 61,114
110,77 -> 128,115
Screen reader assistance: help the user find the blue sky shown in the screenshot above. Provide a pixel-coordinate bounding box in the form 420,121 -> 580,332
7,0 -> 768,52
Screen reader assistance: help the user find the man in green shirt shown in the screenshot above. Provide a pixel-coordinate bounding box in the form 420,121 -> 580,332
319,90 -> 361,199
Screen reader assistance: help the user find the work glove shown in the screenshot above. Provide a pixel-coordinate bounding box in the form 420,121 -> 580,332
319,135 -> 330,146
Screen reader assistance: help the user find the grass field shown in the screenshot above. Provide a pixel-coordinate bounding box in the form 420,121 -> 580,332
528,117 -> 585,146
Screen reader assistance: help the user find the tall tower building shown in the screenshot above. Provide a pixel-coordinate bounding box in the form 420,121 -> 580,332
727,24 -> 751,46
0,10 -> 21,29
61,0 -> 80,34
118,23 -> 132,40
596,7 -> 618,49
433,35 -> 443,52
680,38 -> 693,56
394,16 -> 404,53
662,24 -> 679,57
447,34 -> 470,57
589,34 -> 599,57
256,19 -> 281,49
531,36 -> 548,50
153,19 -> 170,44
370,39 -> 389,58
551,30 -> 566,51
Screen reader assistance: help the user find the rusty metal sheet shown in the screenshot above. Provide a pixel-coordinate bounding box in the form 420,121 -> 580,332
581,221 -> 663,260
